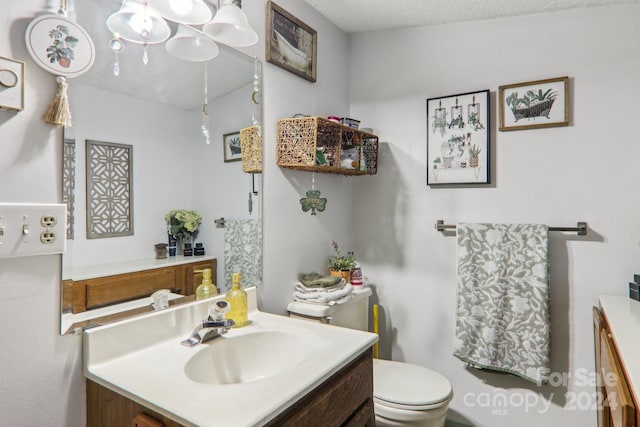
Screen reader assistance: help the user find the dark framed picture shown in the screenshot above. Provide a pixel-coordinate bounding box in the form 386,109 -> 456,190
498,76 -> 569,131
266,1 -> 317,82
426,89 -> 490,186
223,131 -> 242,162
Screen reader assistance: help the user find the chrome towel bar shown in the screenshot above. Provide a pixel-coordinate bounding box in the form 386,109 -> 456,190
435,220 -> 588,236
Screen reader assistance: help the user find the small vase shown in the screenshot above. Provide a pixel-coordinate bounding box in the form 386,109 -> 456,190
330,270 -> 351,283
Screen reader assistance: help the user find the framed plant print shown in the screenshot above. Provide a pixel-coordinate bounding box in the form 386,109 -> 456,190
498,76 -> 569,131
25,14 -> 95,78
223,131 -> 242,162
427,89 -> 490,186
266,1 -> 317,82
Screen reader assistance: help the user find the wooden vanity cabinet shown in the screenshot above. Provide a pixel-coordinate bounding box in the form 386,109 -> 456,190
86,348 -> 374,427
593,306 -> 638,427
69,258 -> 217,313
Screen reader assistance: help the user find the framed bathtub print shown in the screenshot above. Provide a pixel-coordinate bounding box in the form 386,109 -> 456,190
223,131 -> 242,162
499,76 -> 569,131
266,1 -> 317,82
427,89 -> 490,186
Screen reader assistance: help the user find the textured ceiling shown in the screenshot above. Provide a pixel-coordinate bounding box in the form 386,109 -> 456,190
303,0 -> 640,33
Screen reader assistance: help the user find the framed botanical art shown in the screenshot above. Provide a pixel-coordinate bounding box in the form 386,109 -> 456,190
426,89 -> 490,186
223,131 -> 242,162
498,76 -> 569,131
266,1 -> 317,82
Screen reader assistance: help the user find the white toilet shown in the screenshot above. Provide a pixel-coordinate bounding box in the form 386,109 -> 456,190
287,287 -> 453,427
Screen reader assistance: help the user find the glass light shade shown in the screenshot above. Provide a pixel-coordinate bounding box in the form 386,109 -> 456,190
166,24 -> 219,62
148,0 -> 213,25
106,2 -> 171,45
202,2 -> 258,47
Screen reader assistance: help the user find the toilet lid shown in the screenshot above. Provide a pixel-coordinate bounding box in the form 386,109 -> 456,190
373,359 -> 452,410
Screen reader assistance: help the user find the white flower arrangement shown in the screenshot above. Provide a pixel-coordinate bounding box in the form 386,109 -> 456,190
165,209 -> 202,239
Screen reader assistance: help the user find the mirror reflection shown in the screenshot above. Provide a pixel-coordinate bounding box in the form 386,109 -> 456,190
60,0 -> 262,334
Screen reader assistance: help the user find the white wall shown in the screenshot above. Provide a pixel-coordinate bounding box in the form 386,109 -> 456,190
191,83 -> 258,288
0,2 -> 85,425
349,5 -> 640,426
64,83 -> 195,268
257,0 -> 354,313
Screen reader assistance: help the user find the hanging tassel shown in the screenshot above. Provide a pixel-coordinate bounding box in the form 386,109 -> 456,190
43,76 -> 72,127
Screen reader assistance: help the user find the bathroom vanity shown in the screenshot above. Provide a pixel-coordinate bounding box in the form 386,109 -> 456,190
595,296 -> 640,427
83,287 -> 378,426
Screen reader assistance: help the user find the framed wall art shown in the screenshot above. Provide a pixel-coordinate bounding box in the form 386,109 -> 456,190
0,56 -> 25,111
223,131 -> 242,162
25,14 -> 95,78
427,89 -> 490,186
266,1 -> 317,82
498,76 -> 569,131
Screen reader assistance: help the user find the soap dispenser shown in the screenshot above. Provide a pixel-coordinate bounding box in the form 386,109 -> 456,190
225,272 -> 248,327
195,268 -> 218,300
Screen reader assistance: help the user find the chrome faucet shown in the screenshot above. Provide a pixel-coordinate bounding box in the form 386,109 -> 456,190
181,300 -> 234,347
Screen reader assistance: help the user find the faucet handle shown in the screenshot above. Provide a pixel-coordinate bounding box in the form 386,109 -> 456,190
209,300 -> 231,321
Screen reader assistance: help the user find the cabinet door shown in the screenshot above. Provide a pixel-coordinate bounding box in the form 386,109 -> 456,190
594,307 -> 611,427
600,328 -> 636,427
82,267 -> 179,310
182,259 -> 217,296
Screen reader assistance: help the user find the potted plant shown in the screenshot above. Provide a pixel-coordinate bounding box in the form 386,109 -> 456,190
328,241 -> 355,282
46,24 -> 79,68
165,209 -> 202,254
468,145 -> 481,168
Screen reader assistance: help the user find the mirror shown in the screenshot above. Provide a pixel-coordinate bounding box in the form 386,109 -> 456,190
60,0 -> 262,334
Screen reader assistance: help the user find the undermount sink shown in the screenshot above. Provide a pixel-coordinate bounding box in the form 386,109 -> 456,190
184,330 -> 312,385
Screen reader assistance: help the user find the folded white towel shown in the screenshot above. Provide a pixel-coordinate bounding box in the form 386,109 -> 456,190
295,279 -> 346,294
293,293 -> 353,306
293,283 -> 354,304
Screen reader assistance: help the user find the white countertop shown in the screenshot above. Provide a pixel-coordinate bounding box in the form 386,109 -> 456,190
65,255 -> 216,281
84,287 -> 378,426
598,295 -> 640,405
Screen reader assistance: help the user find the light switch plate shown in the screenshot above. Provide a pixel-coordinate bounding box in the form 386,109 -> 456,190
0,203 -> 67,259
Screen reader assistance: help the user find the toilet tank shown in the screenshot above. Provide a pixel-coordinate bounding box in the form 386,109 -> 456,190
287,287 -> 371,331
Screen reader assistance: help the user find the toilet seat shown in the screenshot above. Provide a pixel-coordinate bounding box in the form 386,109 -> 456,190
373,359 -> 453,411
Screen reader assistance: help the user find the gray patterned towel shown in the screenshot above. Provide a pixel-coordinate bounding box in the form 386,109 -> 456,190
224,219 -> 262,289
454,223 -> 550,384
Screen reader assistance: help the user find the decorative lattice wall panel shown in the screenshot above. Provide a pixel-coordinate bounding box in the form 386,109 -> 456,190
85,140 -> 133,239
63,138 -> 76,239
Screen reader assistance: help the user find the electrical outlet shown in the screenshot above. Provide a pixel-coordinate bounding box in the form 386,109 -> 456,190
0,203 -> 66,259
40,230 -> 56,244
41,215 -> 58,227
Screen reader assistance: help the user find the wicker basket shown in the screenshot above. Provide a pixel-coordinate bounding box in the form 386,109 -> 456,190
240,125 -> 262,173
276,116 -> 378,175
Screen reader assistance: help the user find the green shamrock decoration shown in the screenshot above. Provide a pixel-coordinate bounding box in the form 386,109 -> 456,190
300,189 -> 327,215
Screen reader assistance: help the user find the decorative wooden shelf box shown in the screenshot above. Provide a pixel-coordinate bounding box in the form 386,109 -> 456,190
276,116 -> 378,175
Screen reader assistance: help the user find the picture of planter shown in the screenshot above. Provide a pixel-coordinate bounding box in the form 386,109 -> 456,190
468,145 -> 481,168
499,76 -> 569,131
25,15 -> 95,78
427,89 -> 490,185
224,131 -> 242,162
46,24 -> 78,68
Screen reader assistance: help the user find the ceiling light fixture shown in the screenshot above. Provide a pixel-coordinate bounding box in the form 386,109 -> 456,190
106,0 -> 257,68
